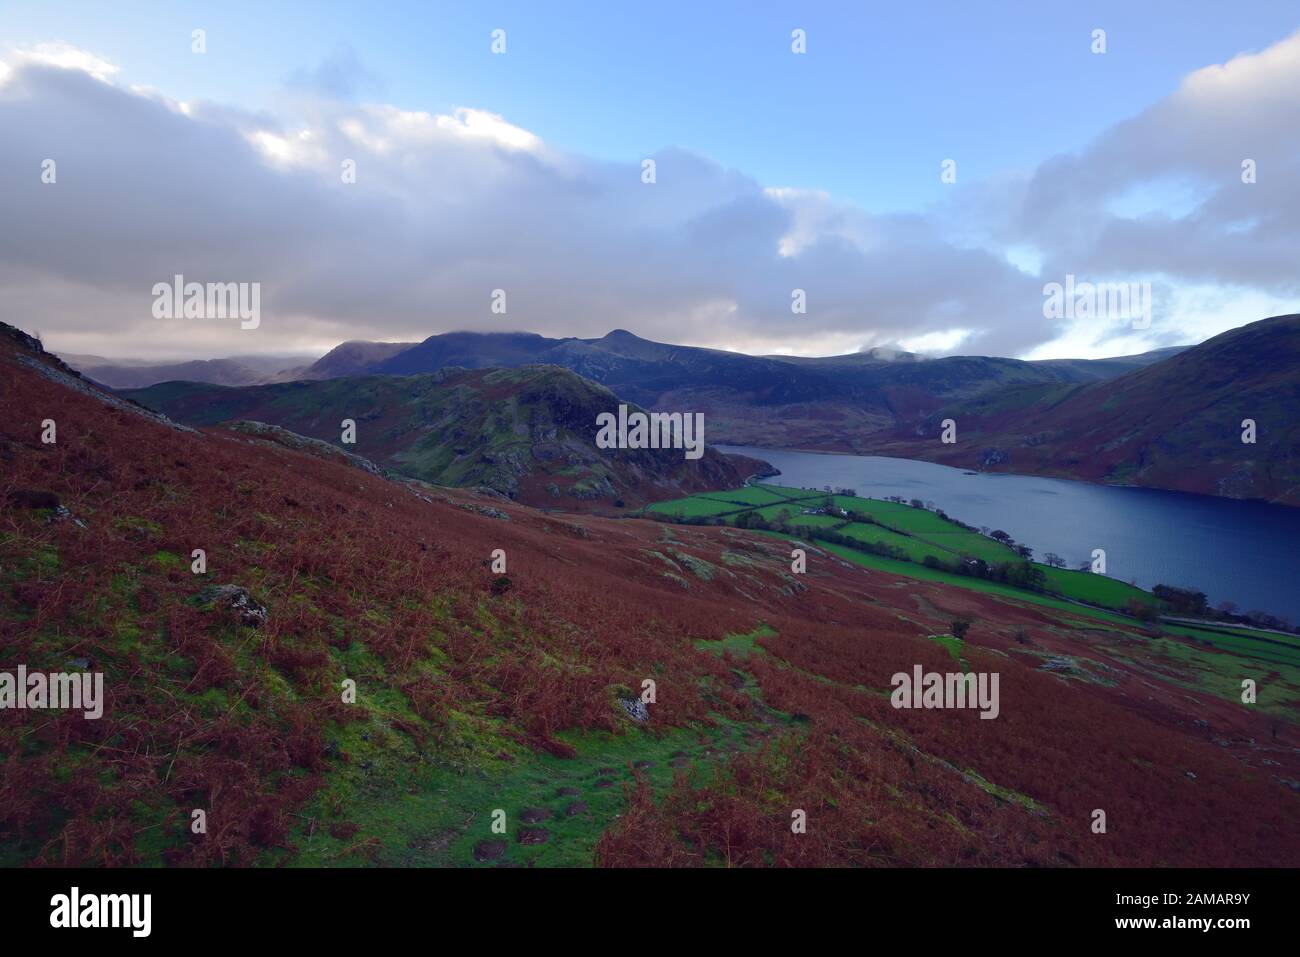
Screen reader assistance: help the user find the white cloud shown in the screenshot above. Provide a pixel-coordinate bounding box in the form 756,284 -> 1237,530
3,42 -> 119,83
0,34 -> 1297,362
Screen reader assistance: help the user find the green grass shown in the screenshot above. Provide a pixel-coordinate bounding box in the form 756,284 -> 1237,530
918,531 -> 1021,562
645,496 -> 744,518
750,503 -> 843,527
696,486 -> 791,507
1040,566 -> 1152,609
290,621 -> 792,868
836,522 -> 949,562
652,487 -> 1164,614
753,484 -> 830,501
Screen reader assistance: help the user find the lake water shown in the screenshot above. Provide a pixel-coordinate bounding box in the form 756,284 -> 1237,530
719,445 -> 1300,623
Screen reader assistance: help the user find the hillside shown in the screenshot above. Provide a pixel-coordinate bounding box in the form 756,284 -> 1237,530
121,365 -> 760,509
56,330 -> 1184,453
3,320 -> 1299,868
312,329 -> 1178,449
873,315 -> 1300,505
67,356 -> 292,389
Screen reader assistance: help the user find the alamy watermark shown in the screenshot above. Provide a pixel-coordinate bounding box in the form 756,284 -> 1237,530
890,665 -> 1000,719
1043,274 -> 1150,329
0,666 -> 104,719
595,404 -> 705,460
152,274 -> 260,329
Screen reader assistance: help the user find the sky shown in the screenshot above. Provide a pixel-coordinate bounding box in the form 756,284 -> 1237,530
0,0 -> 1297,361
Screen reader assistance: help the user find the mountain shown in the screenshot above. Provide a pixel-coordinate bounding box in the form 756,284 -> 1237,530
3,319 -> 1297,868
122,364 -> 764,509
299,340 -> 415,378
55,331 -> 1184,452
872,315 -> 1300,505
301,329 -> 1176,449
64,353 -> 318,389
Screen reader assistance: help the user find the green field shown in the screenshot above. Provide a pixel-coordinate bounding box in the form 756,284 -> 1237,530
641,486 -> 1300,717
697,485 -> 792,507
836,522 -> 949,562
644,496 -> 744,518
645,485 -> 1163,614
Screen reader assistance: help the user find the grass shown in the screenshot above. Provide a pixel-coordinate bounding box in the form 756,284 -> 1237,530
696,486 -> 791,507
292,621 -> 789,868
645,496 -> 744,518
647,486 -> 1169,615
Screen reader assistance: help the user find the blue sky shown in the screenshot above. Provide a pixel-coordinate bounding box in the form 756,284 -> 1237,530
1,1 -> 1298,359
5,0 -> 1297,210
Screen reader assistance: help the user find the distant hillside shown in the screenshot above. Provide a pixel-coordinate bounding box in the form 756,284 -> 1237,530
302,340 -> 416,378
871,315 -> 1300,505
303,328 -> 1174,449
65,353 -> 316,388
123,365 -> 761,508
56,331 -> 1181,451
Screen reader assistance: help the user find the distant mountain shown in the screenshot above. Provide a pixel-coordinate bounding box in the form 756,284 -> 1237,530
57,332 -> 1182,448
870,315 -> 1300,505
302,340 -> 416,378
295,328 -> 1175,449
65,352 -> 318,388
123,365 -> 762,508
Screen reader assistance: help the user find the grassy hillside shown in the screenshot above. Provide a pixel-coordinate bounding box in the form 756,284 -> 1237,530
123,366 -> 753,510
869,314 -> 1300,505
647,484 -> 1156,612
3,323 -> 1298,868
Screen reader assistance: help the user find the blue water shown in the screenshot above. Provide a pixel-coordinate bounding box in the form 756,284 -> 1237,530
720,445 -> 1300,622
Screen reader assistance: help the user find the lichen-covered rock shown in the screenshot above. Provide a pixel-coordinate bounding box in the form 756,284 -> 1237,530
668,549 -> 715,581
196,584 -> 268,628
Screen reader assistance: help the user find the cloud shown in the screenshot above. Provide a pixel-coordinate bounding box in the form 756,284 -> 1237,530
949,30 -> 1300,352
0,35 -> 1296,362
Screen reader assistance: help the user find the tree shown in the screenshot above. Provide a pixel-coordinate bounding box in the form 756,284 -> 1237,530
950,618 -> 972,641
990,529 -> 1011,542
1043,552 -> 1067,568
1124,598 -> 1157,622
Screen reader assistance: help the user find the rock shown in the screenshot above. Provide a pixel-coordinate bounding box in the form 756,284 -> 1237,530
1039,656 -> 1080,675
556,786 -> 582,797
564,801 -> 588,817
196,584 -> 268,628
462,503 -> 510,521
519,807 -> 551,824
619,697 -> 650,723
668,549 -> 715,581
980,447 -> 1010,467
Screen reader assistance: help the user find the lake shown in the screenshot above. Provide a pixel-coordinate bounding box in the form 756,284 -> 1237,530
719,445 -> 1300,623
